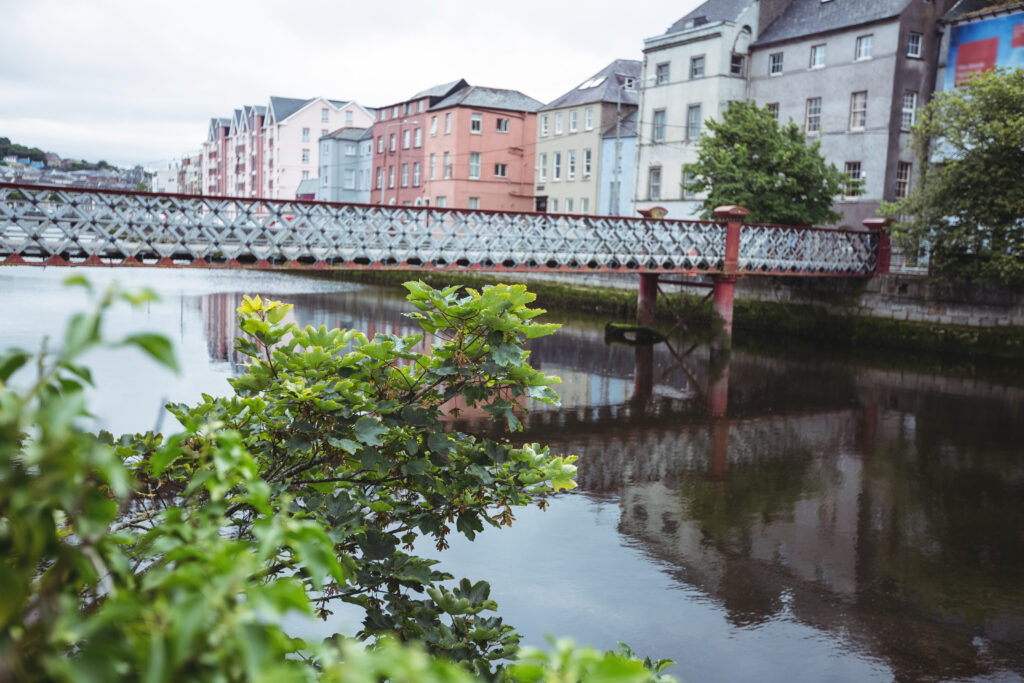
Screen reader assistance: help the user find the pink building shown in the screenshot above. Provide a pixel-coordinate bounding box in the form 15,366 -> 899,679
370,80 -> 469,206
420,86 -> 541,211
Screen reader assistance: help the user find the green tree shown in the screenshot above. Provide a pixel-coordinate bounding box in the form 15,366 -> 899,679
882,68 -> 1024,288
684,101 -> 850,225
0,278 -> 673,681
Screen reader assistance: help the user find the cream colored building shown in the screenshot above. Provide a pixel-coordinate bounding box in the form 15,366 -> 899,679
534,59 -> 641,215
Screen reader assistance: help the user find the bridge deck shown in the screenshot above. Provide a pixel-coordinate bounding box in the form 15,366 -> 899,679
1,183 -> 880,276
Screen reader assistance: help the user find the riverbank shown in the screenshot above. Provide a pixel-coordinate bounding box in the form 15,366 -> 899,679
307,270 -> 1024,361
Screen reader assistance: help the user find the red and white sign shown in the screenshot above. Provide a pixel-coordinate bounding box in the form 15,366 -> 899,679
954,37 -> 999,86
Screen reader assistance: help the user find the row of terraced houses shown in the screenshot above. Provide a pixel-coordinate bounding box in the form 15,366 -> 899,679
177,0 -> 1023,228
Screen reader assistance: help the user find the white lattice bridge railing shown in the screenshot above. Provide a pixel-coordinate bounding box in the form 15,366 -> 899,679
0,183 -> 880,276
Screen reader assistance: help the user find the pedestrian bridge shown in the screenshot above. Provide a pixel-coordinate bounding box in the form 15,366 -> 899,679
0,182 -> 884,277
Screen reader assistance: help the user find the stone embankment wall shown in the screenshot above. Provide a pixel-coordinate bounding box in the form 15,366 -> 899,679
505,271 -> 1024,329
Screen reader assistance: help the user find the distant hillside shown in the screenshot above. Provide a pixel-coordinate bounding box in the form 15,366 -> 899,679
1,136 -> 115,170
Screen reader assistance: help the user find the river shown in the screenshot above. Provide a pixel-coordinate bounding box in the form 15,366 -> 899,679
2,266 -> 1022,682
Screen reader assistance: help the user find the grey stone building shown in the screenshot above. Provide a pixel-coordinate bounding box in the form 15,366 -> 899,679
748,0 -> 953,227
317,127 -> 373,203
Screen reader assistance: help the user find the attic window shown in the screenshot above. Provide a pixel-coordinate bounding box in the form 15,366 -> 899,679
578,76 -> 607,89
693,16 -> 708,26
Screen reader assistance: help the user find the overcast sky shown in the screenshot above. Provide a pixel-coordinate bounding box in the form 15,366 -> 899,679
0,0 -> 703,168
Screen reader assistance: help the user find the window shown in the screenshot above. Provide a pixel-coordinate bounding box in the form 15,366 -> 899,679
302,171 -> 309,180
388,165 -> 395,188
690,55 -> 705,78
340,143 -> 353,157
550,198 -> 558,212
730,53 -> 746,76
494,163 -> 507,178
849,91 -> 867,130
855,34 -> 873,60
413,162 -> 420,186
686,104 -> 702,139
376,167 -> 383,189
553,152 -> 561,180
430,116 -> 438,135
656,62 -> 670,84
569,110 -> 578,132
468,197 -> 480,209
302,128 -> 310,142
389,134 -> 396,152
539,153 -> 547,181
540,114 -> 549,136
443,152 -> 451,179
403,103 -> 410,115
414,128 -> 422,147
429,153 -> 436,180
436,196 -> 447,208
377,136 -> 384,153
496,117 -> 509,132
844,162 -> 862,197
653,109 -> 666,142
907,32 -> 922,58
568,150 -> 576,180
805,97 -> 822,133
683,170 -> 697,199
445,113 -> 452,133
393,106 -> 399,118
555,112 -> 563,134
810,44 -> 826,68
766,102 -> 780,121
566,198 -> 574,213
471,113 -> 482,133
649,168 -> 662,199
344,169 -> 355,190
469,152 -> 481,179
345,111 -> 353,125
584,107 -> 593,130
321,129 -> 328,138
769,52 -> 783,75
418,100 -> 425,112
583,148 -> 592,176
901,90 -> 918,130
402,130 -> 410,149
581,197 -> 589,214
301,148 -> 310,162
321,108 -> 329,122
624,77 -> 636,89
895,161 -> 912,199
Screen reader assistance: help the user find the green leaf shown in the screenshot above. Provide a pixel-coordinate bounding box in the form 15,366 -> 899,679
354,416 -> 388,447
0,349 -> 31,382
122,333 -> 180,374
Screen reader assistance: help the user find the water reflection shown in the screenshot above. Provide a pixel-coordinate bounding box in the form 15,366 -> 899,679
5,268 -> 1023,681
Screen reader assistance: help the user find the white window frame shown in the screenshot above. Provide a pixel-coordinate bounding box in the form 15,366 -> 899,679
555,112 -> 563,135
468,197 -> 479,210
345,143 -> 356,156
469,152 -> 481,179
538,153 -> 547,181
302,127 -> 310,142
907,32 -> 923,58
686,104 -> 702,140
769,52 -> 783,75
494,163 -> 507,178
413,162 -> 421,187
766,102 -> 780,121
649,167 -> 661,200
583,148 -> 592,177
401,163 -> 408,187
895,161 -> 912,199
553,151 -> 561,181
445,113 -> 452,133
806,97 -> 822,134
567,149 -> 576,180
849,91 -> 867,130
496,117 -> 509,132
584,107 -> 593,130
414,128 -> 422,147
653,109 -> 666,142
655,62 -> 670,84
844,161 -> 862,198
344,168 -> 355,190
901,90 -> 918,130
402,130 -> 410,149
430,116 -> 438,135
810,44 -> 826,69
540,114 -> 549,136
470,113 -> 483,134
443,152 -> 451,179
569,109 -> 578,132
690,54 -> 705,79
855,34 -> 873,60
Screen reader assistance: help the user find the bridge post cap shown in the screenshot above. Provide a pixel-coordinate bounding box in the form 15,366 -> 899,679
638,206 -> 668,219
862,217 -> 892,230
713,205 -> 751,220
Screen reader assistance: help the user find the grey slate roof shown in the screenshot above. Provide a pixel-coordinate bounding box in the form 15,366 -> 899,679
412,79 -> 470,100
944,0 -> 1024,21
295,178 -> 318,196
753,0 -> 910,46
268,96 -> 312,122
665,0 -> 753,33
601,109 -> 638,139
429,86 -> 543,113
540,59 -> 642,111
323,127 -> 369,141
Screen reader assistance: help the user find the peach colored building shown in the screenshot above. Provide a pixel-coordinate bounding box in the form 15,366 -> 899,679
420,86 -> 542,211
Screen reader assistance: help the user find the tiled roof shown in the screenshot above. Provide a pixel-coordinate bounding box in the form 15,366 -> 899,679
753,0 -> 910,46
665,0 -> 753,33
323,127 -> 369,141
429,86 -> 543,113
601,109 -> 638,139
541,59 -> 642,111
268,96 -> 312,122
944,0 -> 1024,21
412,79 -> 469,100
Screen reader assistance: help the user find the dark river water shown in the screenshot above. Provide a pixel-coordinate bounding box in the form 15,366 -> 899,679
3,266 -> 1023,682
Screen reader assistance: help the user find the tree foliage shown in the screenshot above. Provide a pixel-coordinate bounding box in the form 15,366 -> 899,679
684,101 -> 850,225
882,68 -> 1024,289
0,136 -> 47,164
0,278 -> 674,681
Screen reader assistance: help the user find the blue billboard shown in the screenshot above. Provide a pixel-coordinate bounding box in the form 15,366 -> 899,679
944,12 -> 1024,89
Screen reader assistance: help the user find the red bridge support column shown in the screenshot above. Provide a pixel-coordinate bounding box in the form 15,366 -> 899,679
863,217 -> 892,275
710,205 -> 749,352
637,273 -> 659,327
